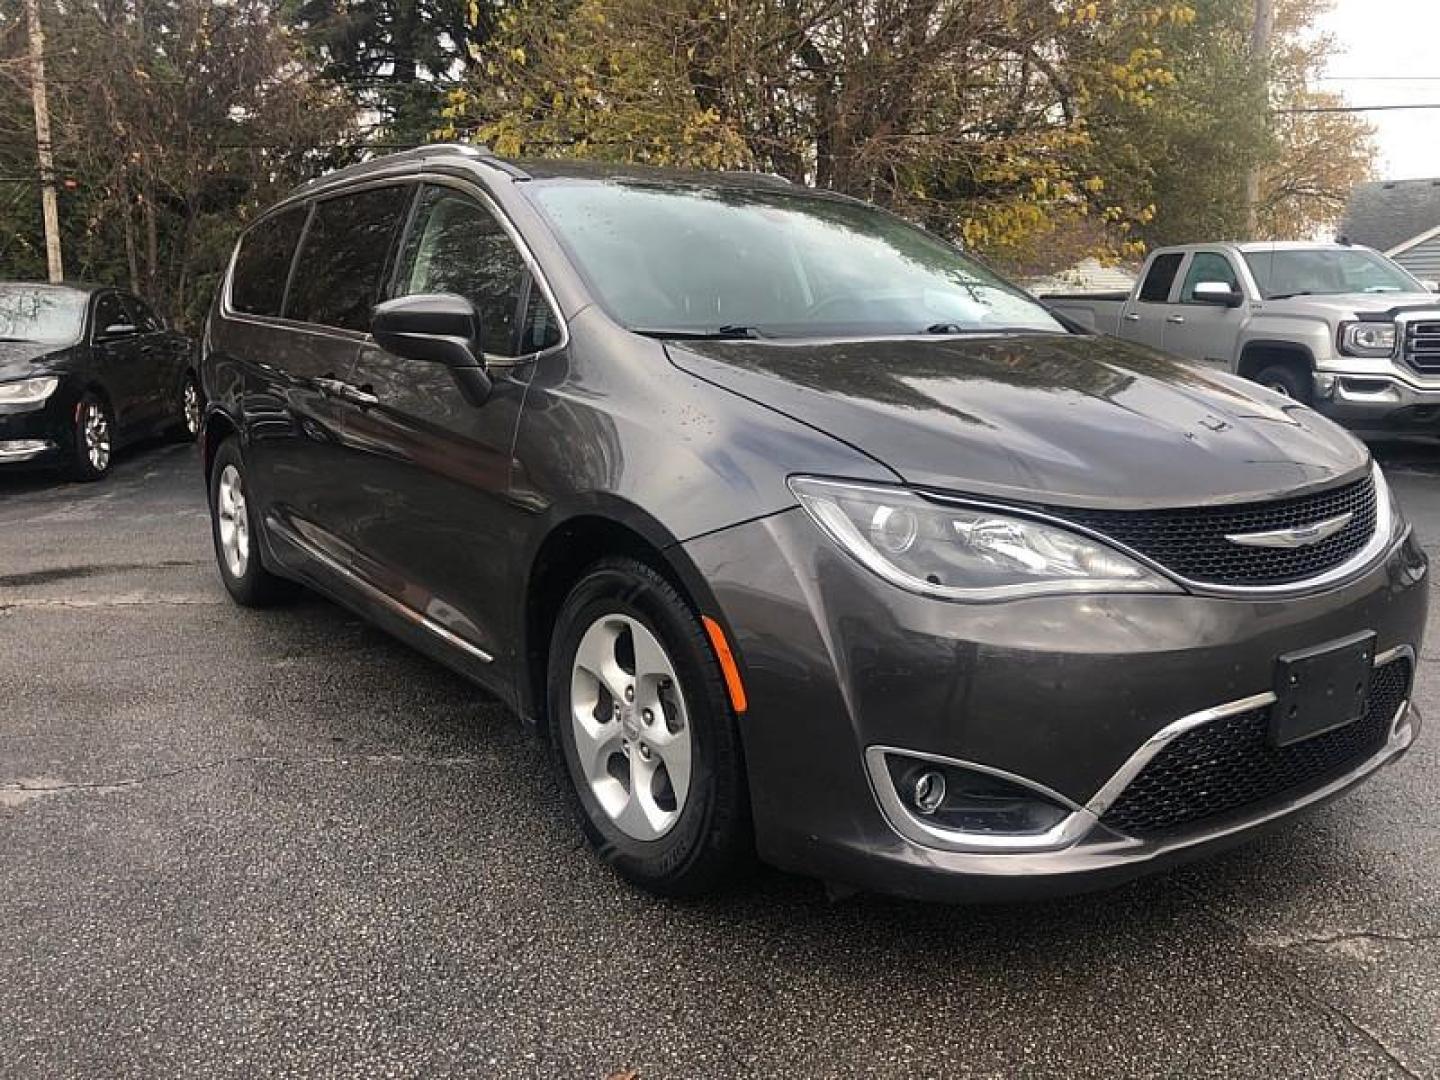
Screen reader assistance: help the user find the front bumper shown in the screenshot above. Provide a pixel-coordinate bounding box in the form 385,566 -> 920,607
0,395 -> 70,468
1312,370 -> 1440,431
685,509 -> 1429,901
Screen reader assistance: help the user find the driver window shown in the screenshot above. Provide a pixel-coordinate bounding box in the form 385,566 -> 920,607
1182,253 -> 1240,303
392,185 -> 531,358
93,294 -> 131,339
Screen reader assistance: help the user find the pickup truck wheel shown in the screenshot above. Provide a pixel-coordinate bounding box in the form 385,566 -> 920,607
1252,364 -> 1311,404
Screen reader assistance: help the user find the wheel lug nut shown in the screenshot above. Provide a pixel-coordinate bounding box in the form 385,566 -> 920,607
642,709 -> 654,725
639,744 -> 652,761
625,686 -> 635,702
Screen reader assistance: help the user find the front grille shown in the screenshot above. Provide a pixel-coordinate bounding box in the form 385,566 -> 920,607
1059,475 -> 1377,587
1100,658 -> 1410,838
1405,320 -> 1440,375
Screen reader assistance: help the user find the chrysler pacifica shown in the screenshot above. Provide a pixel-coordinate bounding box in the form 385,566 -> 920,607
200,145 -> 1427,901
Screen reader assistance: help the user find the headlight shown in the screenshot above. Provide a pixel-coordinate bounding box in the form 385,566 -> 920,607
1339,322 -> 1397,357
0,376 -> 59,405
1373,462 -> 1407,542
789,477 -> 1178,601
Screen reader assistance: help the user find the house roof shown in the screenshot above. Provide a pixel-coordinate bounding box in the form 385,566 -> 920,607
1338,178 -> 1440,254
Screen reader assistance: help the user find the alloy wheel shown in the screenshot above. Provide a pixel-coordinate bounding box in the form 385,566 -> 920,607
216,463 -> 250,578
570,614 -> 693,841
83,402 -> 111,472
182,380 -> 202,436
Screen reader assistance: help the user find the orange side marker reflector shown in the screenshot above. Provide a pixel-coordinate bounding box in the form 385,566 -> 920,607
702,615 -> 748,715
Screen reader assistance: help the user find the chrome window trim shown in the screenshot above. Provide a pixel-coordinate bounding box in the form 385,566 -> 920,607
921,461 -> 1398,599
867,644 -> 1415,855
219,170 -> 570,362
267,516 -> 494,665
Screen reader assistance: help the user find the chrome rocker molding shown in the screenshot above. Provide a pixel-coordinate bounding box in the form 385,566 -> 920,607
866,644 -> 1416,861
266,515 -> 495,664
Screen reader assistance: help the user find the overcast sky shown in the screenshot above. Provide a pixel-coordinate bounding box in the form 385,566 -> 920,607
1315,0 -> 1440,180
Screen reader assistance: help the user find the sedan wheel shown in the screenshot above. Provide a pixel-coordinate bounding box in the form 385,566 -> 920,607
570,613 -> 693,841
181,377 -> 202,438
216,463 -> 250,579
69,394 -> 113,481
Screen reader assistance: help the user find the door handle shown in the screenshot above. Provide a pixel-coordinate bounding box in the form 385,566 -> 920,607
314,377 -> 379,407
1123,312 -> 1141,322
1166,315 -> 1186,324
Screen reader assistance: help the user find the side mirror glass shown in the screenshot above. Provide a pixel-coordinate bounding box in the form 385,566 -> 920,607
371,293 -> 491,404
1192,281 -> 1242,308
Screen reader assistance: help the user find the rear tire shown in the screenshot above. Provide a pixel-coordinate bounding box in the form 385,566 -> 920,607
68,393 -> 113,482
1252,363 -> 1311,404
547,557 -> 752,897
207,437 -> 298,607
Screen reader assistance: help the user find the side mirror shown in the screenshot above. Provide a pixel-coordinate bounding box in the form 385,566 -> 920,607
100,322 -> 139,339
1422,279 -> 1440,294
1192,281 -> 1243,308
371,293 -> 492,404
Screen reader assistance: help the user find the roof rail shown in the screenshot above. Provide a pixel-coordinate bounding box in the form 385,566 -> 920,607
289,142 -> 496,197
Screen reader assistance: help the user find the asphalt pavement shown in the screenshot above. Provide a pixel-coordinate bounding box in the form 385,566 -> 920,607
2,436 -> 1439,1079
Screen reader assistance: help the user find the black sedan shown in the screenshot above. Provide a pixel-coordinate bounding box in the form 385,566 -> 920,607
0,283 -> 199,480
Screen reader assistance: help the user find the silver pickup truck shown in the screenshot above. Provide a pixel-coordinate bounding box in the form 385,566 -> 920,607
1042,241 -> 1440,433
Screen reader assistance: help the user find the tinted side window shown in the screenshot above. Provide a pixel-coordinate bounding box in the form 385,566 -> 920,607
125,295 -> 163,333
94,294 -> 128,336
1138,253 -> 1184,303
393,185 -> 529,357
1182,253 -> 1240,301
231,207 -> 306,317
287,186 -> 411,332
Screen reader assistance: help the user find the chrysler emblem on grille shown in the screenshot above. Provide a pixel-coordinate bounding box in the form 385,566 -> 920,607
1224,511 -> 1354,549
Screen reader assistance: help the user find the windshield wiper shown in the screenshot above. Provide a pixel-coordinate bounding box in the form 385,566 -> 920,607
924,323 -> 1053,335
630,324 -> 765,341
1266,291 -> 1314,300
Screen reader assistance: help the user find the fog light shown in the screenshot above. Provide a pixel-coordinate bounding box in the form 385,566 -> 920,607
885,754 -> 1071,836
912,770 -> 946,815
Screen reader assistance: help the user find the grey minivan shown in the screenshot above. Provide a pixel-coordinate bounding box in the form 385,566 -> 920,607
201,144 -> 1427,901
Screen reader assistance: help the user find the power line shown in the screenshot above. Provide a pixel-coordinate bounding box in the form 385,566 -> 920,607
1275,103 -> 1440,114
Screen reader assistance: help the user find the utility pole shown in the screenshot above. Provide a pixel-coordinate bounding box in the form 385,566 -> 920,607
24,0 -> 64,283
1245,0 -> 1275,239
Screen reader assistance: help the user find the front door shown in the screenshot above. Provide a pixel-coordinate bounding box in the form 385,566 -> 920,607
338,181 -> 559,674
1159,251 -> 1246,370
90,292 -> 149,436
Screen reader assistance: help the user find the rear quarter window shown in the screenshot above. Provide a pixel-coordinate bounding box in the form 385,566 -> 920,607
1138,253 -> 1185,303
230,207 -> 307,317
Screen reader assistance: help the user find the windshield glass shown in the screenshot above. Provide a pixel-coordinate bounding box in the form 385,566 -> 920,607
1243,248 -> 1422,299
527,181 -> 1066,338
0,286 -> 87,345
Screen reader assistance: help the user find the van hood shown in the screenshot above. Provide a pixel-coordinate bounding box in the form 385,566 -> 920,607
666,333 -> 1370,510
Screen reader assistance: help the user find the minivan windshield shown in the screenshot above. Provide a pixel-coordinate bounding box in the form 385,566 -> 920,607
0,285 -> 87,345
1242,247 -> 1423,299
527,181 -> 1066,339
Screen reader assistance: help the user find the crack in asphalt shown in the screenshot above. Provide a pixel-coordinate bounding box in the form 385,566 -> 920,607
1177,883 -> 1423,1079
0,596 -> 225,611
1269,929 -> 1440,949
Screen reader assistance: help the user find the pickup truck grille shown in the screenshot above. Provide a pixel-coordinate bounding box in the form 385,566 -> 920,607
1404,320 -> 1440,375
1058,475 -> 1378,588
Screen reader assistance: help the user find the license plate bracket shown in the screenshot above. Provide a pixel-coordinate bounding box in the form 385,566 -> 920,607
1270,632 -> 1376,748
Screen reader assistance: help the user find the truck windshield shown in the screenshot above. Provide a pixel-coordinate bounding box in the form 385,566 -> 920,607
0,286 -> 87,345
527,181 -> 1066,339
1242,248 -> 1422,299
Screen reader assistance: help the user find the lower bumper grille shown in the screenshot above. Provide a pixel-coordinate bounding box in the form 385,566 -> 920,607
1100,658 -> 1411,838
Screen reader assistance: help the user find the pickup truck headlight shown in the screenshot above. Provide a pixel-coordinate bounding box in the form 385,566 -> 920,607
0,376 -> 60,406
1339,322 -> 1397,358
790,477 -> 1179,601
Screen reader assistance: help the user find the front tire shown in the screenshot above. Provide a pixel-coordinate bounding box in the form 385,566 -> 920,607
207,437 -> 297,607
1253,363 -> 1312,404
175,373 -> 203,442
547,558 -> 751,896
68,393 -> 113,482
